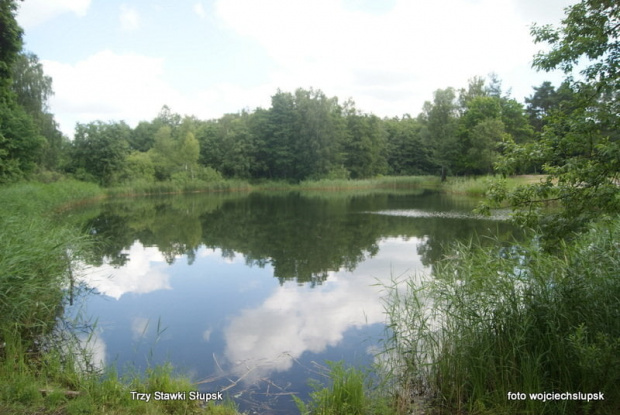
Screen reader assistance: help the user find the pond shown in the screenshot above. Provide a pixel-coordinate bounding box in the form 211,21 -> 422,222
64,189 -> 515,413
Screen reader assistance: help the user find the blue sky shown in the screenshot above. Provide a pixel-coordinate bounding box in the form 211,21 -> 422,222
16,0 -> 575,137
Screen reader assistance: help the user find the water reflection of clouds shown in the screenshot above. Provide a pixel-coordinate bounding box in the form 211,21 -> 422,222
79,242 -> 252,300
222,237 -> 428,383
74,329 -> 107,372
78,241 -> 171,300
131,316 -> 151,340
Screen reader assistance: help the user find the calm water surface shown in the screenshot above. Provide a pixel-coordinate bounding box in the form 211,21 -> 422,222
65,189 -> 514,413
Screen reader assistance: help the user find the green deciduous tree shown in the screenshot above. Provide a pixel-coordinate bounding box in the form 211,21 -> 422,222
420,88 -> 459,180
456,96 -> 505,175
385,115 -> 434,175
452,76 -> 533,175
488,0 -> 620,243
177,131 -> 199,179
123,150 -> 155,182
11,52 -> 65,170
254,88 -> 347,181
342,101 -> 387,179
149,125 -> 176,180
70,121 -> 130,186
262,90 -> 297,179
0,0 -> 22,91
11,52 -> 52,116
148,119 -> 201,181
0,0 -> 47,181
216,112 -> 256,179
0,102 -> 45,180
292,88 -> 346,180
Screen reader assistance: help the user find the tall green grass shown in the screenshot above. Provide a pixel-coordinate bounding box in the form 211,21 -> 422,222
107,175 -> 441,197
296,176 -> 439,191
0,180 -> 102,343
0,179 -> 103,218
440,176 -> 493,196
0,180 -> 240,414
294,361 -> 396,415
384,217 -> 620,414
106,178 -> 253,197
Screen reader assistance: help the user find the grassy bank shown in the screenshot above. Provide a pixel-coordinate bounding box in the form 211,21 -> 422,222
105,175 -> 443,197
105,174 -> 538,198
0,345 -> 238,415
384,216 -> 620,414
0,180 -> 238,414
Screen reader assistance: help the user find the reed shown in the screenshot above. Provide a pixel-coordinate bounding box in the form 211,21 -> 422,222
294,361 -> 397,415
383,217 -> 620,414
106,175 -> 443,197
0,180 -> 101,343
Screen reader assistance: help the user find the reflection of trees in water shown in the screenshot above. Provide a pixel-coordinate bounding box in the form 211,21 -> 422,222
196,192 -> 386,284
80,194 -> 229,266
414,218 -> 518,268
77,191 -> 517,284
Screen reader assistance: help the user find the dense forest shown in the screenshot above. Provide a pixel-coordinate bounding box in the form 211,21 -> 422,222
0,1 -> 591,187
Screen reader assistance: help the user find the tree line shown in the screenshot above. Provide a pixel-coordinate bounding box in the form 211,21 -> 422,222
0,66 -> 577,186
0,0 -> 615,212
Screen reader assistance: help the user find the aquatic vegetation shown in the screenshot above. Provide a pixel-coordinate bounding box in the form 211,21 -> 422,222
0,181 -> 240,414
384,217 -> 620,414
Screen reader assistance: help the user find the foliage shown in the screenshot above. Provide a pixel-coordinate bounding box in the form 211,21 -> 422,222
69,121 -> 131,186
0,99 -> 45,180
343,106 -> 388,179
11,52 -> 53,116
488,0 -> 620,243
0,6 -> 63,180
20,77 -> 540,188
251,88 -> 349,181
525,80 -> 576,133
0,0 -> 22,90
419,87 -> 459,179
11,51 -> 66,170
123,150 -> 156,182
384,218 -> 620,414
385,115 -> 434,176
294,361 -> 395,415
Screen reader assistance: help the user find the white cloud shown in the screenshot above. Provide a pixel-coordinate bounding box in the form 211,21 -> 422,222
29,0 -> 576,138
214,0 -> 569,114
77,241 -> 172,300
42,50 -> 182,136
119,4 -> 140,32
16,0 -> 90,29
41,49 -> 275,136
194,2 -> 207,20
131,317 -> 151,340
